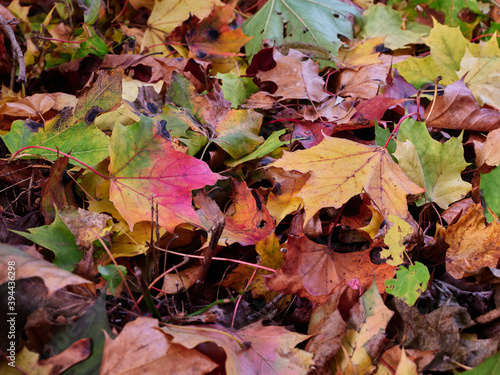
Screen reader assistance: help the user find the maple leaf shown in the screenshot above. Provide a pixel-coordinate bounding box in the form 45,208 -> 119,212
242,0 -> 359,60
165,1 -> 252,60
163,320 -> 314,374
457,47 -> 500,110
396,21 -> 468,87
100,317 -> 217,374
424,77 -> 500,132
395,119 -> 471,209
167,72 -> 264,159
251,48 -> 330,103
439,204 -> 500,279
269,135 -> 425,224
142,0 -> 223,54
359,4 -> 429,50
108,116 -> 221,232
195,179 -> 275,246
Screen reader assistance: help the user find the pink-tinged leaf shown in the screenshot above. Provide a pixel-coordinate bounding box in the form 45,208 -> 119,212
109,116 -> 221,232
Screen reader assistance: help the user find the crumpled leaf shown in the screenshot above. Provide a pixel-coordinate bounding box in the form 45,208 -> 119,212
475,128 -> 500,167
242,0 -> 359,60
439,204 -> 500,279
385,262 -> 430,306
163,320 -> 314,375
251,48 -> 330,103
165,1 -> 252,60
108,115 -> 221,232
100,317 -> 217,374
269,135 -> 425,224
424,77 -> 500,132
395,118 -> 471,209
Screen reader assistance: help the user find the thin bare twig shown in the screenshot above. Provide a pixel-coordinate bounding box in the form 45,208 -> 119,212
0,15 -> 27,86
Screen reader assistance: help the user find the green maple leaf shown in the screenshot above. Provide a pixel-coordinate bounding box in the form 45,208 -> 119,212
395,118 -> 471,209
359,4 -> 429,50
385,262 -> 430,306
241,0 -> 359,60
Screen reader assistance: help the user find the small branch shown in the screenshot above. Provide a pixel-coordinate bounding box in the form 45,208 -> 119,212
0,15 -> 27,85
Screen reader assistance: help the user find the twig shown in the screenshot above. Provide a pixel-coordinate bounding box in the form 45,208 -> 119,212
0,15 -> 27,86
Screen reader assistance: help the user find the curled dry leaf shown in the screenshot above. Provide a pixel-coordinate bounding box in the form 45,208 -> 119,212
424,77 -> 500,132
0,243 -> 94,297
251,48 -> 330,102
100,317 -> 217,374
474,128 -> 500,167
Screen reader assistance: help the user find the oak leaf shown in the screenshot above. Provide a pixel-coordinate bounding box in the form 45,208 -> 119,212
269,135 -> 425,224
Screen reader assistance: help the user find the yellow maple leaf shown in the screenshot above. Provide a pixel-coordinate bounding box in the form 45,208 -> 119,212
269,136 -> 425,224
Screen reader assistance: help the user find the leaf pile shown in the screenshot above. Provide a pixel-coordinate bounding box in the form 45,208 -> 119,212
2,0 -> 500,374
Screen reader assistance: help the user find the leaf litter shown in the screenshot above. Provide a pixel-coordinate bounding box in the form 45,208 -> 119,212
2,0 -> 500,374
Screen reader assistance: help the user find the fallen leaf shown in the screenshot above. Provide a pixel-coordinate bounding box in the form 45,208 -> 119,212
100,317 -> 217,374
164,320 -> 314,375
242,0 -> 359,59
381,214 -> 414,266
458,47 -> 500,110
253,48 -> 330,103
439,204 -> 500,279
0,243 -> 93,297
359,4 -> 428,50
269,135 -> 425,224
424,77 -> 500,132
396,119 -> 471,209
108,116 -> 221,232
475,128 -> 500,166
142,0 -> 223,54
385,262 -> 430,306
196,179 -> 275,246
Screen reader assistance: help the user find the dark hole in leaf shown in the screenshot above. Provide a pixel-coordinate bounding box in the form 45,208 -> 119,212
85,106 -> 103,124
147,102 -> 158,114
251,190 -> 263,211
333,13 -> 339,18
272,182 -> 282,196
25,119 -> 44,132
258,220 -> 266,228
302,27 -> 308,33
197,51 -> 208,60
207,29 -> 220,41
158,120 -> 171,141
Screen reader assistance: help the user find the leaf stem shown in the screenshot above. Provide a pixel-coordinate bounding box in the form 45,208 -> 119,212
383,112 -> 419,149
